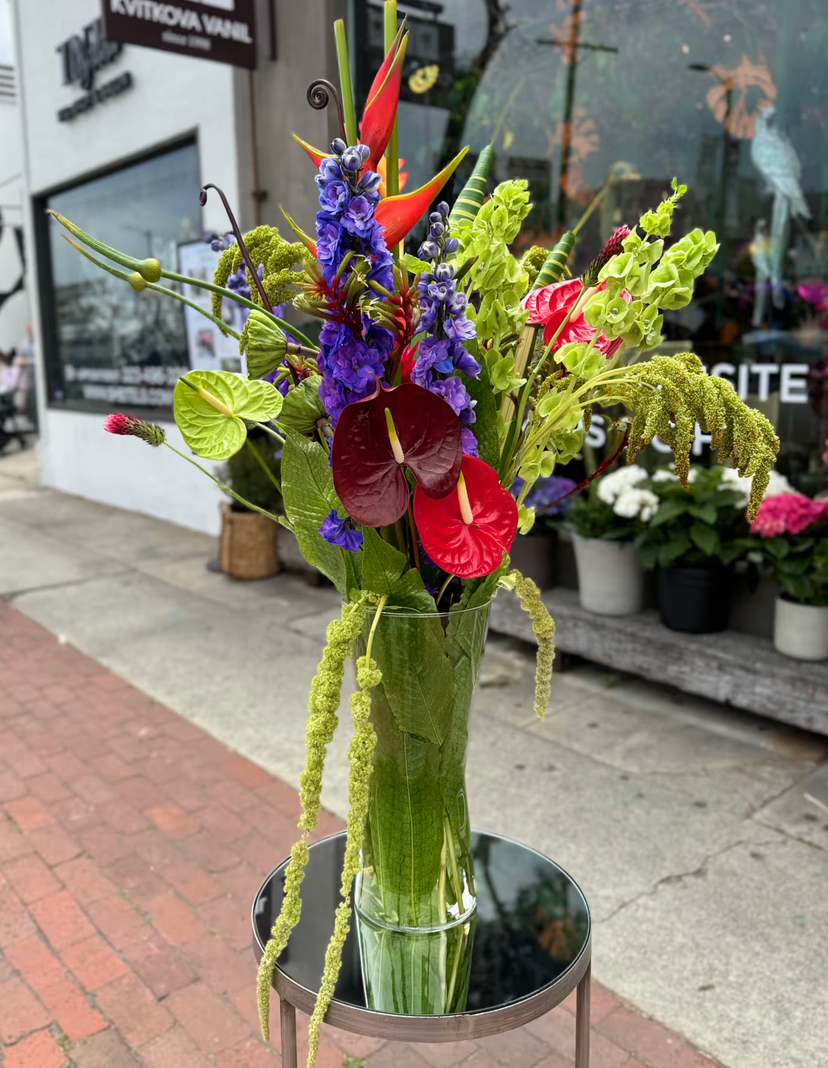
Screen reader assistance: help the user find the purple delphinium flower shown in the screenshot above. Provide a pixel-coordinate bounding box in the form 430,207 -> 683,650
314,141 -> 395,425
410,204 -> 480,454
319,510 -> 363,552
512,474 -> 580,516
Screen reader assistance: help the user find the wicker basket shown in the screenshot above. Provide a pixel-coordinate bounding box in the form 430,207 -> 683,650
219,502 -> 281,580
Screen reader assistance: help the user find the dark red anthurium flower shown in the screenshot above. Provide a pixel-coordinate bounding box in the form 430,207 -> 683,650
524,278 -> 627,357
331,381 -> 463,528
414,456 -> 518,579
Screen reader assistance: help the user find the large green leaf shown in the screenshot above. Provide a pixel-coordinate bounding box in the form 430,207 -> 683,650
460,359 -> 501,470
362,529 -> 408,597
280,428 -> 360,596
658,533 -> 690,567
689,523 -> 719,556
370,613 -> 455,746
688,502 -> 717,524
173,370 -> 282,460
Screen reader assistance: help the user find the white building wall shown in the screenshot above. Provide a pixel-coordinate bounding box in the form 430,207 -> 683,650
0,68 -> 30,353
12,0 -> 243,534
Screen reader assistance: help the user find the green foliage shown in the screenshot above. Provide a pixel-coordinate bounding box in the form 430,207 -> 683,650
615,354 -> 779,518
635,467 -> 749,570
221,434 -> 281,511
460,361 -> 500,470
173,370 -> 282,460
520,245 -> 552,289
280,429 -> 360,597
756,526 -> 828,606
458,180 -> 532,352
212,225 -> 306,320
565,494 -> 644,541
241,309 -> 288,379
638,177 -> 687,238
278,376 -> 327,435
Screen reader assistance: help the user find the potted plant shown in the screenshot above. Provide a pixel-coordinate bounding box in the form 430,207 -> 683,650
509,474 -> 579,588
566,466 -> 657,615
219,432 -> 282,580
750,493 -> 828,660
636,466 -> 749,633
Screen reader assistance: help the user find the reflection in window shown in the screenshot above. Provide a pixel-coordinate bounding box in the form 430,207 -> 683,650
355,0 -> 828,492
46,142 -> 201,411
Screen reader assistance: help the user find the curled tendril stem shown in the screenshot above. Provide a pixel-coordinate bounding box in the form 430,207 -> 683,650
306,78 -> 347,142
199,184 -> 273,314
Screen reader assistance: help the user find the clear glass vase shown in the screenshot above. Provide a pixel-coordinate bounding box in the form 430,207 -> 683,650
353,600 -> 490,1015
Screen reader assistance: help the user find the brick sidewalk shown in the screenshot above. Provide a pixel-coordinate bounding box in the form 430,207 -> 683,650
0,603 -> 718,1068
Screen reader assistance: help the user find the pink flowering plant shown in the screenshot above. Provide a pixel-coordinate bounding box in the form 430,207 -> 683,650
750,494 -> 828,605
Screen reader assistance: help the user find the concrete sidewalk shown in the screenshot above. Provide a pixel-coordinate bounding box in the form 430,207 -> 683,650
1,447 -> 827,1068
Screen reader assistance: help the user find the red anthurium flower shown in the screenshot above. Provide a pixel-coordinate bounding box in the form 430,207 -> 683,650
524,278 -> 628,357
414,456 -> 518,579
332,381 -> 462,528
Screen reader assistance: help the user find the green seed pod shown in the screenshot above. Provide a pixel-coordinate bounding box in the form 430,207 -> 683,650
245,309 -> 287,379
533,231 -> 575,289
129,272 -> 148,292
138,258 -> 162,283
448,144 -> 493,228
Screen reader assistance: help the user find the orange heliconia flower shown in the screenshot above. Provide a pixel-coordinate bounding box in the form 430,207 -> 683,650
706,55 -> 777,140
377,156 -> 409,198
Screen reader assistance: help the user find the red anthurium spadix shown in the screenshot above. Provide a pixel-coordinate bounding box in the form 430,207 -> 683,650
414,456 -> 519,579
331,381 -> 463,528
374,147 -> 469,248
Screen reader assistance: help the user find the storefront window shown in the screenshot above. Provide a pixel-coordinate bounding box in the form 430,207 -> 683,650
43,141 -> 200,411
354,0 -> 828,493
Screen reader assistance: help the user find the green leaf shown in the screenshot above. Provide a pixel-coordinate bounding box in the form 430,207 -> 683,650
688,502 -> 717,524
460,361 -> 500,470
689,523 -> 720,556
278,376 -> 326,434
403,254 -> 425,278
638,542 -> 660,569
370,613 -> 454,747
651,499 -> 689,527
173,370 -> 282,460
280,429 -> 360,597
658,533 -> 690,567
362,530 -> 407,597
386,568 -> 438,614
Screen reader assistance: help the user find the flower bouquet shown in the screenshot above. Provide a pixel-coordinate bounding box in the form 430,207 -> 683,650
48,4 -> 779,1063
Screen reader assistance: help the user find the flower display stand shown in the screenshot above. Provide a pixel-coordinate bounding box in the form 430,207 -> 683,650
252,831 -> 592,1068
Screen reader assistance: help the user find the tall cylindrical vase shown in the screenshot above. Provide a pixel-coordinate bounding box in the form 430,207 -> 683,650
353,600 -> 490,1015
572,534 -> 644,616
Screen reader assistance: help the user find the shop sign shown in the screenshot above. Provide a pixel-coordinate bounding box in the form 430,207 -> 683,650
56,18 -> 132,122
101,0 -> 257,69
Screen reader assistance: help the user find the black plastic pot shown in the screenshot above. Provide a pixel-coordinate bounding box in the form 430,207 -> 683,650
658,565 -> 729,634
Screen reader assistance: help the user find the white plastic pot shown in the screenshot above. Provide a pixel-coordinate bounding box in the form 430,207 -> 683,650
572,534 -> 644,616
773,596 -> 828,661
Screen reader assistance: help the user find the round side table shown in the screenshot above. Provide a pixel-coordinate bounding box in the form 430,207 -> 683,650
252,830 -> 592,1067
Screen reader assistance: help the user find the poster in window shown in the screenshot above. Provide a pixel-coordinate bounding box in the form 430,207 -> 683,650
177,241 -> 244,372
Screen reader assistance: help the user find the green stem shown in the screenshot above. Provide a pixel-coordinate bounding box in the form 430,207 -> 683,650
160,267 -> 319,351
384,2 -> 400,199
334,20 -> 358,145
365,595 -> 389,662
63,237 -> 241,340
406,502 -> 421,574
435,573 -> 455,608
163,441 -> 290,529
245,438 -> 282,497
256,422 -> 286,447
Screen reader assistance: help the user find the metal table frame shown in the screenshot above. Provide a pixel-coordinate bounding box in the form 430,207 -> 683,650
252,832 -> 592,1067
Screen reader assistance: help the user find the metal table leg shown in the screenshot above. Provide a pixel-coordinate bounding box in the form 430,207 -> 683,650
280,996 -> 298,1068
575,960 -> 591,1068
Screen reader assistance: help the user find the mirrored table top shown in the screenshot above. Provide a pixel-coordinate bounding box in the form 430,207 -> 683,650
252,830 -> 590,1024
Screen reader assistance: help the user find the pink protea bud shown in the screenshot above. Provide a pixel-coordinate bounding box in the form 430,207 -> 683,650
582,225 -> 632,286
103,413 -> 165,447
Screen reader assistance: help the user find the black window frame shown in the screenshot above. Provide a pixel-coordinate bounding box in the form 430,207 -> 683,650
34,131 -> 201,420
